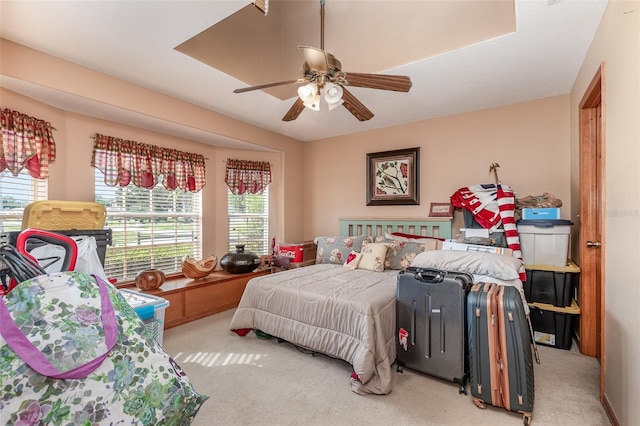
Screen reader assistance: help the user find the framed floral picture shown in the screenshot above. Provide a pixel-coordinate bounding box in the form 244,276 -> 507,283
366,147 -> 419,206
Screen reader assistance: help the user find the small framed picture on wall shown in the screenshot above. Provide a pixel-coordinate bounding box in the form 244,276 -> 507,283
429,202 -> 453,218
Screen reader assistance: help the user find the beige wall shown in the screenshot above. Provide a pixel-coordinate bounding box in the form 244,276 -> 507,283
303,95 -> 572,240
570,1 -> 640,424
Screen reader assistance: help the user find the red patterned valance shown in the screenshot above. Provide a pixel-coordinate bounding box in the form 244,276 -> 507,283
225,158 -> 271,195
91,133 -> 206,192
0,108 -> 56,179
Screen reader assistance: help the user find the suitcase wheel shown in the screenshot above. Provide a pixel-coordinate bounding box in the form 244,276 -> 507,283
473,398 -> 487,410
458,384 -> 467,395
522,413 -> 532,425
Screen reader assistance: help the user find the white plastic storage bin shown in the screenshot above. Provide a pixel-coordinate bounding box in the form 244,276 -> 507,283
119,289 -> 170,345
517,219 -> 573,267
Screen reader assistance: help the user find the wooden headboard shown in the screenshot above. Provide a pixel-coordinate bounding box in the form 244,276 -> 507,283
339,218 -> 452,240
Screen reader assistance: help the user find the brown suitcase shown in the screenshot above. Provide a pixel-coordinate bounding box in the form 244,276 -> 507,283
467,282 -> 536,425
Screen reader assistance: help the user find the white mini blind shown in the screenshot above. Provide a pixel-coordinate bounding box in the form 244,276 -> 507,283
0,171 -> 47,232
95,169 -> 202,282
227,188 -> 269,255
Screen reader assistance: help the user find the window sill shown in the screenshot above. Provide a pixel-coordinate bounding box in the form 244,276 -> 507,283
121,269 -> 268,329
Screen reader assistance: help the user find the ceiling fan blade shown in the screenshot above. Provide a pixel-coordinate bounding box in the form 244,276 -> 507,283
341,87 -> 374,122
234,79 -> 305,94
344,72 -> 412,92
282,98 -> 305,122
298,46 -> 329,72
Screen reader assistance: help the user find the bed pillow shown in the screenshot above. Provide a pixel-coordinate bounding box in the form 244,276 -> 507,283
385,240 -> 428,270
387,232 -> 445,242
385,232 -> 442,251
357,242 -> 389,272
410,250 -> 523,281
314,234 -> 370,265
343,251 -> 363,270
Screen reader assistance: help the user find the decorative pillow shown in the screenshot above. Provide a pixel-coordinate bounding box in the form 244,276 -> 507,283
385,240 -> 427,270
386,232 -> 442,251
343,251 -> 363,270
388,231 -> 444,242
357,242 -> 389,272
410,250 -> 523,281
314,235 -> 370,265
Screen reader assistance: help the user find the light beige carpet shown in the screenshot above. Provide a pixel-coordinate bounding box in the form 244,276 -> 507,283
162,309 -> 610,426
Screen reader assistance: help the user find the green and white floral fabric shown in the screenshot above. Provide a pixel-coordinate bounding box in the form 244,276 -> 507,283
0,272 -> 208,425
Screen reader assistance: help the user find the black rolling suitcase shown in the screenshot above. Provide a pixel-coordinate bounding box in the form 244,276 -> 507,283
467,282 -> 535,425
396,267 -> 473,394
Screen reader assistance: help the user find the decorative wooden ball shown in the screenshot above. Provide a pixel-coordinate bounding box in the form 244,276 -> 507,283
135,269 -> 166,291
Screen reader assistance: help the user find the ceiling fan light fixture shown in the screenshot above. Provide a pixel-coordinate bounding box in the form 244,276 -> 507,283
298,83 -> 320,110
324,82 -> 344,110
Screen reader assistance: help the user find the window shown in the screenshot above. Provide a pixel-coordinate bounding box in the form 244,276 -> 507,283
95,169 -> 202,282
0,171 -> 47,232
227,187 -> 269,255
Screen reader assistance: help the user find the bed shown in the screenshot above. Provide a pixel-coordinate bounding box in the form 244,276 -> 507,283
229,218 -> 451,395
229,218 -> 527,395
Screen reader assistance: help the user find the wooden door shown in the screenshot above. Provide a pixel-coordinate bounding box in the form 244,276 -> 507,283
578,64 -> 605,374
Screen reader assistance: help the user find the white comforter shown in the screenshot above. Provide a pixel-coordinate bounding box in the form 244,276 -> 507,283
229,264 -> 398,395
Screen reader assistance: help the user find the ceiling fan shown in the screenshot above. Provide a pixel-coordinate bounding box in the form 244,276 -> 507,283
233,0 -> 412,122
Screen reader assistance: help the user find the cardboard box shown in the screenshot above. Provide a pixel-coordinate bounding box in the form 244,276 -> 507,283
289,259 -> 316,268
441,240 -> 513,256
277,241 -> 317,263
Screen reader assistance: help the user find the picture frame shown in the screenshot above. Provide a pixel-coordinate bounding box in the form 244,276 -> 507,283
429,202 -> 454,218
366,147 -> 419,206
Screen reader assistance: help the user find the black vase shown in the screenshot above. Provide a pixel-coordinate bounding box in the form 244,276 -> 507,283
220,244 -> 260,274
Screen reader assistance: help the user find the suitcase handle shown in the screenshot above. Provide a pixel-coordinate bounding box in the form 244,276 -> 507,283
412,268 -> 445,283
16,228 -> 78,272
424,293 -> 446,359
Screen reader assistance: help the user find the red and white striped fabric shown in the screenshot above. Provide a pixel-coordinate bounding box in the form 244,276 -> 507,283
451,184 -> 526,281
450,184 -> 502,232
496,184 -> 526,281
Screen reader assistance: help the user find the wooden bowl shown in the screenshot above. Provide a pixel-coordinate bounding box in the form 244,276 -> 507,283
182,255 -> 217,279
135,269 -> 166,291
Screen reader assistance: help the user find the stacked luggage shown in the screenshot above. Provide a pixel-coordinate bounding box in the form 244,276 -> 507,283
396,268 -> 536,425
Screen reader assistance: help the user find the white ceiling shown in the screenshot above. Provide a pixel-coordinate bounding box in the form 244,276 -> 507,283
0,0 -> 608,147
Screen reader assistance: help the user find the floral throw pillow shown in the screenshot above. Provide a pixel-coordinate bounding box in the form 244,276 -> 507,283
314,234 -> 370,265
385,240 -> 428,270
357,242 -> 390,272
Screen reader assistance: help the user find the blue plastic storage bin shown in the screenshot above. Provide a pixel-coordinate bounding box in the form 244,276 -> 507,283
119,289 -> 170,344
